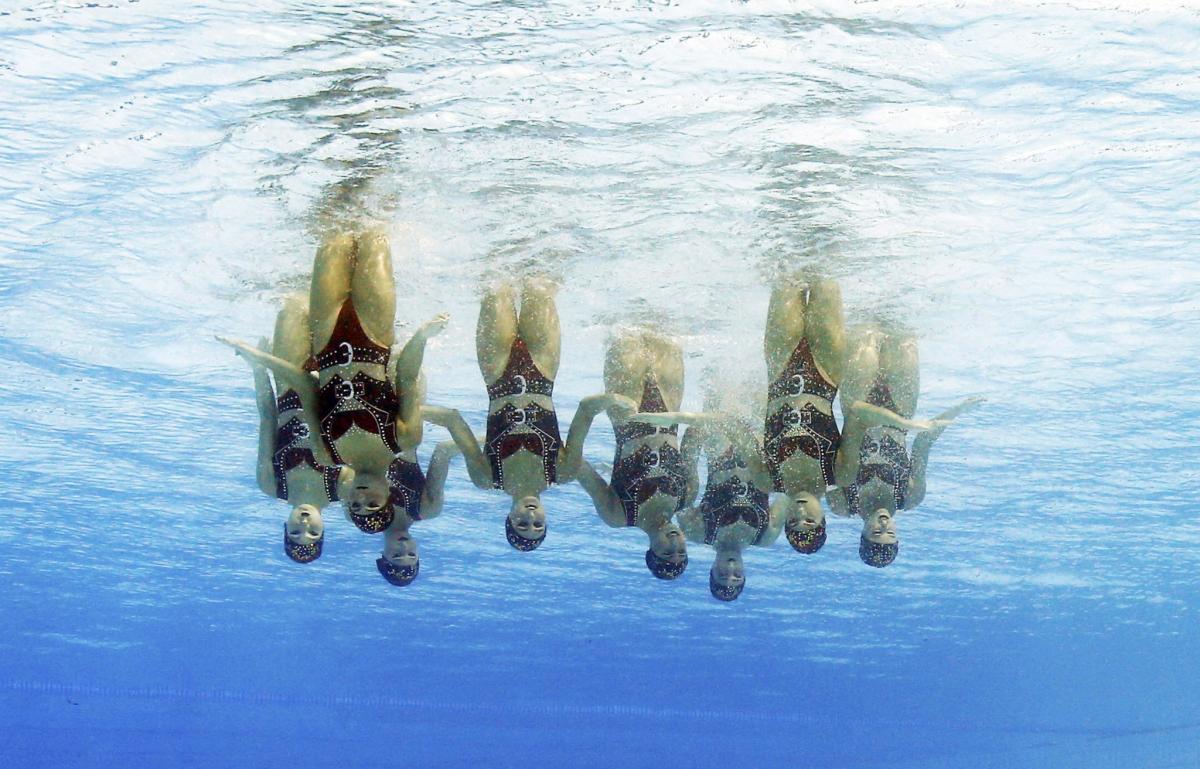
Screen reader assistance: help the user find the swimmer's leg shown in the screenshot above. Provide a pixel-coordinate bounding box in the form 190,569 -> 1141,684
477,283 -> 518,385
349,229 -> 397,348
878,330 -> 919,420
838,324 -> 884,423
764,277 -> 808,383
518,278 -> 561,381
309,233 -> 356,353
804,278 -> 846,386
272,293 -> 312,369
603,331 -> 649,404
640,331 -> 685,412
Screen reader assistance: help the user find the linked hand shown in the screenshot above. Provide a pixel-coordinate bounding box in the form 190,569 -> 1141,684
606,394 -> 639,421
627,412 -> 677,428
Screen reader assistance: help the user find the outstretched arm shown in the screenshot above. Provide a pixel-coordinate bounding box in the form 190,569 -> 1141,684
574,459 -> 628,528
558,393 -> 637,482
252,341 -> 278,497
421,406 -> 492,490
835,402 -> 933,489
218,336 -> 331,465
418,439 -> 460,519
393,313 -> 449,450
756,496 -> 790,547
905,397 -> 984,509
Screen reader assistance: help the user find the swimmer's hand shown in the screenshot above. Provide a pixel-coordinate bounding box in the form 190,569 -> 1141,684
627,412 -> 677,428
605,394 -> 639,422
216,335 -> 259,363
417,313 -> 450,339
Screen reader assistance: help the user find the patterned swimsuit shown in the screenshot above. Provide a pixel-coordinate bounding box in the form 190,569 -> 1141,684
699,447 -> 770,546
763,338 -> 841,490
609,376 -> 687,527
483,338 -> 561,489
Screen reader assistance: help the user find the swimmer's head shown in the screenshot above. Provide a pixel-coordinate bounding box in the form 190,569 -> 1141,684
506,495 -> 546,551
708,550 -> 745,602
376,527 -> 420,587
859,509 -> 899,567
644,523 -> 687,580
345,473 -> 394,533
283,505 -> 324,563
784,493 -> 827,554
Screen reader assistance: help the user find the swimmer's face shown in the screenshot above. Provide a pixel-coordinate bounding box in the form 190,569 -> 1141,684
508,496 -> 546,541
383,528 -> 419,570
863,508 -> 898,545
787,493 -> 825,534
286,505 -> 324,545
649,523 -> 687,565
711,551 -> 745,590
345,473 -> 389,516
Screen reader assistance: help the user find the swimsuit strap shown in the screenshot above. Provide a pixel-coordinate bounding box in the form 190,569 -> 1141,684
767,337 -> 837,403
307,297 -> 390,372
486,338 -> 555,400
276,389 -> 303,415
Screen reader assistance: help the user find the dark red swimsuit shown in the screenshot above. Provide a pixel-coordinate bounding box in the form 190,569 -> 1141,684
272,390 -> 341,503
699,447 -> 770,546
841,377 -> 910,516
484,338 -> 561,489
309,298 -> 401,465
763,338 -> 841,490
609,376 -> 687,527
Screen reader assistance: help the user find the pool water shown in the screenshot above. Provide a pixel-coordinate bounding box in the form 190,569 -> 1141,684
1,1 -> 1198,767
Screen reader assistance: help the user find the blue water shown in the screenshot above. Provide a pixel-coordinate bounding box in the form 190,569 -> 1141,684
2,1 -> 1199,766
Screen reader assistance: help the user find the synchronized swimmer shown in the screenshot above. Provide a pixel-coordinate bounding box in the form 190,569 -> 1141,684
220,231 -> 981,601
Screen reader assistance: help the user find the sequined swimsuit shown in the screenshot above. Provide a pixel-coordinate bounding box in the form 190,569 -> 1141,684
842,378 -> 910,516
699,447 -> 771,546
484,338 -> 561,489
387,455 -> 426,521
610,376 -> 687,527
308,297 -> 400,465
763,338 -> 840,491
272,390 -> 341,503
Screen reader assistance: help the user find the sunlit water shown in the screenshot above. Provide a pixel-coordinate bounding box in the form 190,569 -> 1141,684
2,1 -> 1198,766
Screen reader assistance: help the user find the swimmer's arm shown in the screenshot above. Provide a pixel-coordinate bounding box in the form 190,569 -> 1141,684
834,413 -> 868,488
679,425 -> 703,507
392,314 -> 450,451
714,420 -> 773,492
421,406 -> 492,490
825,487 -> 851,517
574,460 -> 627,528
756,496 -> 789,547
847,401 -> 933,433
626,410 -> 715,429
904,398 -> 984,510
252,341 -> 278,497
676,506 -> 704,544
419,440 -> 460,519
217,337 -> 318,403
559,393 -> 636,482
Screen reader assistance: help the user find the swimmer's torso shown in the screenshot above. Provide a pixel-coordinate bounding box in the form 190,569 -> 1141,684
484,338 -> 561,493
308,297 -> 400,467
387,451 -> 426,522
699,444 -> 770,547
763,337 -> 840,495
610,376 -> 688,528
272,390 -> 342,506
